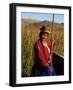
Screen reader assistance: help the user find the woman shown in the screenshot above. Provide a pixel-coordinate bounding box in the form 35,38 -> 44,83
31,26 -> 56,76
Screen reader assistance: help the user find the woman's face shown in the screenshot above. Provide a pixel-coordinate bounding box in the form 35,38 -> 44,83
41,33 -> 48,42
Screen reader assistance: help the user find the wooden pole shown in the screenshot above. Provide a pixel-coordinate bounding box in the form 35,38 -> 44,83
50,14 -> 54,76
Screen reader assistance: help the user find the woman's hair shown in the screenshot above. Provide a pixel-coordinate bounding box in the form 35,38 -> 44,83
39,32 -> 43,39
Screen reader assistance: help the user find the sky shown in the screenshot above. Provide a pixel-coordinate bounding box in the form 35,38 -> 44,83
21,12 -> 64,23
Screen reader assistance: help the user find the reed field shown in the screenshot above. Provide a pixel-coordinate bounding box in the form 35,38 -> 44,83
21,19 -> 64,77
